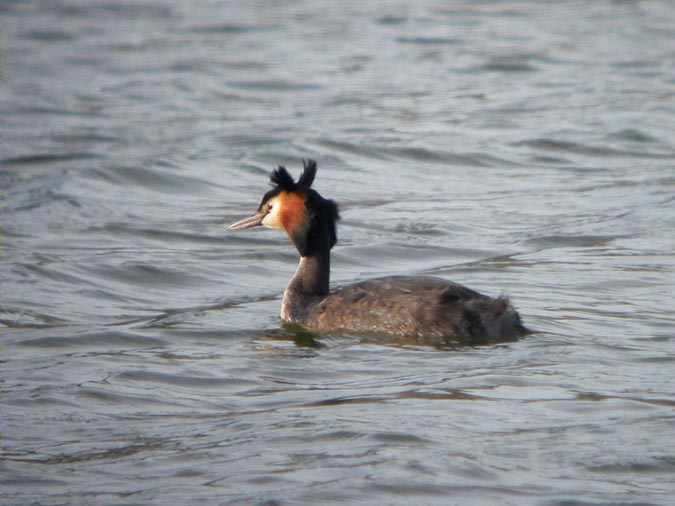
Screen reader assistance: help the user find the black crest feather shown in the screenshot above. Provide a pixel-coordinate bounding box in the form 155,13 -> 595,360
270,166 -> 296,191
298,159 -> 317,188
268,159 -> 317,192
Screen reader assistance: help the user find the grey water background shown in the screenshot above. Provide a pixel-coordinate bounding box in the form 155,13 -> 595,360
2,0 -> 675,504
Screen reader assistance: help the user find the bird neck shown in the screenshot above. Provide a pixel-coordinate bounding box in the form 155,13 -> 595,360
287,250 -> 330,296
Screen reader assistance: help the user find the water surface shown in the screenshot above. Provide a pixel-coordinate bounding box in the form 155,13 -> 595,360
2,1 -> 675,505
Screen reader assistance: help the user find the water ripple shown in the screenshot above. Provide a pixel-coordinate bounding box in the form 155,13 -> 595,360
1,152 -> 100,167
16,330 -> 167,349
396,36 -> 460,46
187,23 -> 276,34
514,138 -> 675,159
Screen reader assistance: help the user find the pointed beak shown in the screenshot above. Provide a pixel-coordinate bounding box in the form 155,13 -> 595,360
228,211 -> 266,231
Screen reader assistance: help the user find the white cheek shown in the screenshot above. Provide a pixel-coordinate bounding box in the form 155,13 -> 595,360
262,205 -> 283,229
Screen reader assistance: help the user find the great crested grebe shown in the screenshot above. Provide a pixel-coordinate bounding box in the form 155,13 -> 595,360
229,160 -> 527,344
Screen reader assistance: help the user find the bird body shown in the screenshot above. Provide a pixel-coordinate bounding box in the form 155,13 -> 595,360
283,275 -> 525,342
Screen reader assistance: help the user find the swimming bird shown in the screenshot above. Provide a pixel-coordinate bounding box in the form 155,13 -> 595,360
228,160 -> 527,345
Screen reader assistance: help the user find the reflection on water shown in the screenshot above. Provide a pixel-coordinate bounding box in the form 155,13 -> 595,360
2,1 -> 675,504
